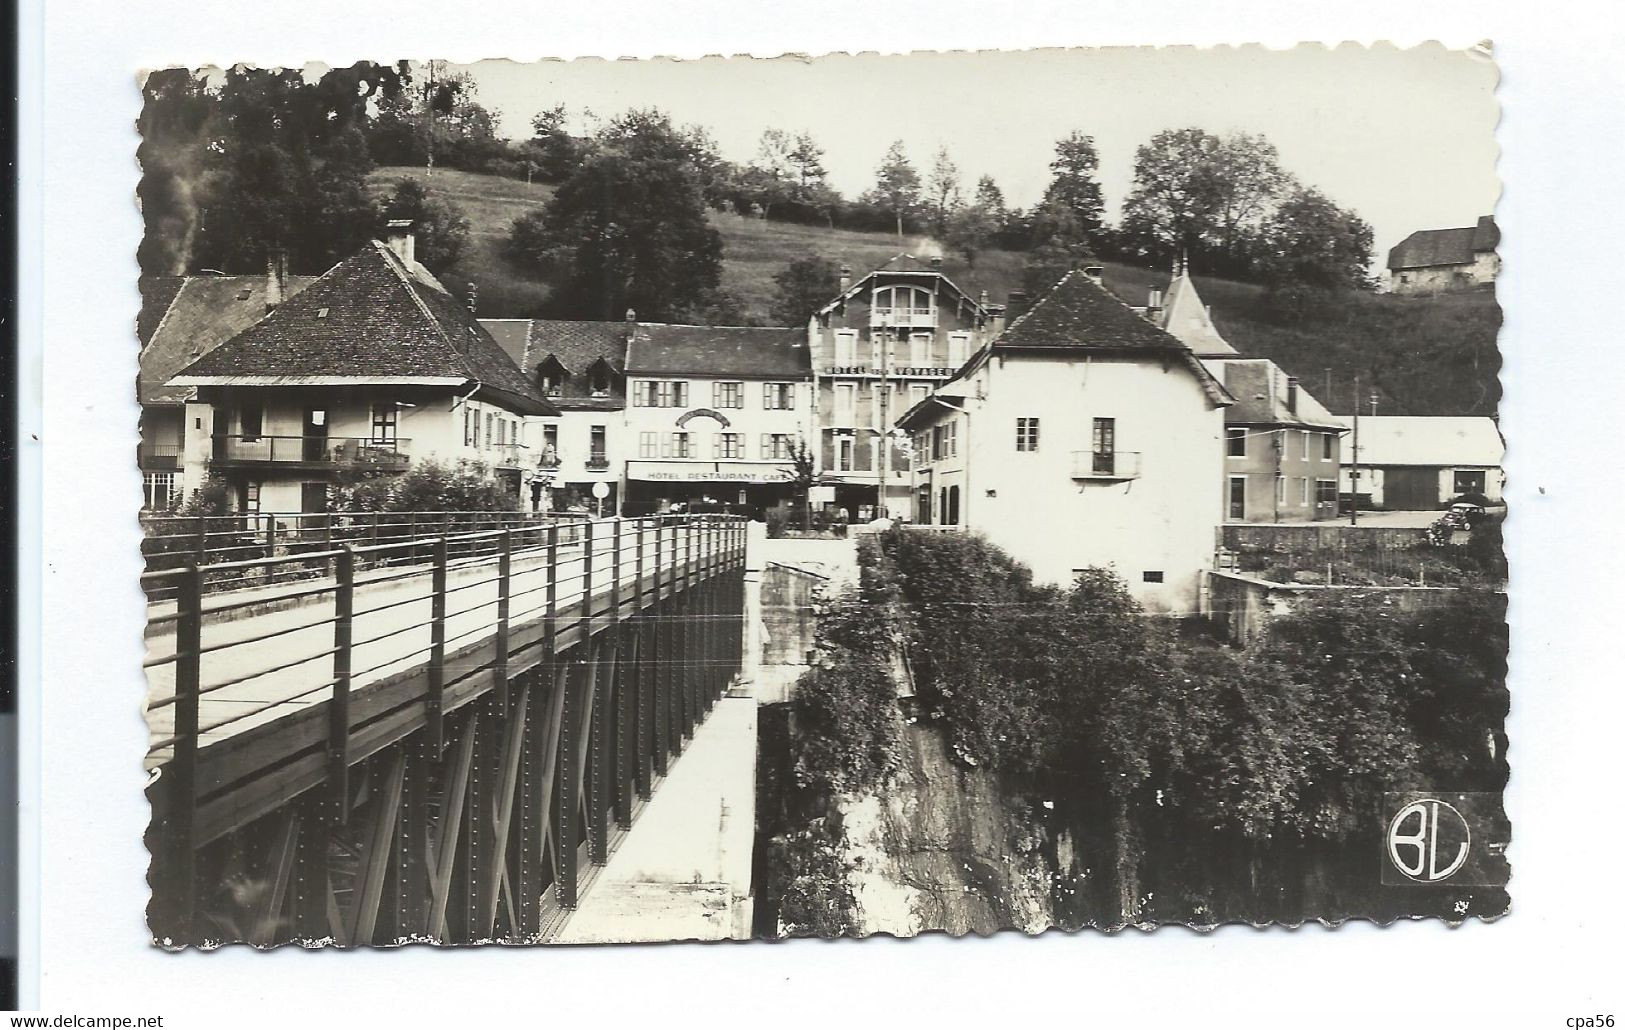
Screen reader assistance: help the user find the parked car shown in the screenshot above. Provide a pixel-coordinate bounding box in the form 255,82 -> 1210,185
1445,501 -> 1488,528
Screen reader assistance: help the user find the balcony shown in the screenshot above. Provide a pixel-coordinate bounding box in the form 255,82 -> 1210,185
139,442 -> 182,470
488,442 -> 531,470
871,305 -> 937,329
1071,450 -> 1142,480
585,452 -> 611,471
211,435 -> 410,471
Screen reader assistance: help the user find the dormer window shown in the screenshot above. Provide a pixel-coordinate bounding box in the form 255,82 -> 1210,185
536,354 -> 570,398
586,357 -> 616,398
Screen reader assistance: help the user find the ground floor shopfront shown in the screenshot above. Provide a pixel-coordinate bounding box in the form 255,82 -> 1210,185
622,460 -> 798,518
817,474 -> 914,523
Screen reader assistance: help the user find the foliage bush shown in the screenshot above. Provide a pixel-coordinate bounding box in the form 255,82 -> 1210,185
327,459 -> 521,514
791,543 -> 905,793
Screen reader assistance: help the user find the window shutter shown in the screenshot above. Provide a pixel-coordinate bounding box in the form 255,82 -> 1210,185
786,385 -> 795,410
711,381 -> 719,407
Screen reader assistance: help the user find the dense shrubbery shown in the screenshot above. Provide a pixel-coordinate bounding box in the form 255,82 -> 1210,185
877,528 -> 1508,854
328,459 -> 521,514
790,538 -> 905,793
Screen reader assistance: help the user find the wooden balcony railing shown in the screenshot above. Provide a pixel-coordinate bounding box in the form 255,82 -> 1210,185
211,435 -> 410,469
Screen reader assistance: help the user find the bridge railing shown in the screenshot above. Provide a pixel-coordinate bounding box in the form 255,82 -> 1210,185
144,513 -> 751,944
140,509 -> 589,600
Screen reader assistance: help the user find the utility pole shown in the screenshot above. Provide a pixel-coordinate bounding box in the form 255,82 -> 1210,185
877,318 -> 891,519
1349,372 -> 1360,526
424,61 -> 436,178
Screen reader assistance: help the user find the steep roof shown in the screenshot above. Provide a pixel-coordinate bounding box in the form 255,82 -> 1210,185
815,253 -> 987,320
1387,215 -> 1499,270
1342,416 -> 1504,468
1158,271 -> 1238,357
479,318 -> 630,411
626,323 -> 809,378
171,242 -> 555,415
1202,358 -> 1344,430
139,274 -> 318,405
988,270 -> 1231,407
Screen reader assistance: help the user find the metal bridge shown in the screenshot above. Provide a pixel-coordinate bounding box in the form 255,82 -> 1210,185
142,512 -> 749,948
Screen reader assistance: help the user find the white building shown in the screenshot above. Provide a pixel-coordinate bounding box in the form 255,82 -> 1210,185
1339,415 -> 1505,509
621,323 -> 814,517
483,316 -> 630,513
897,267 -> 1233,612
169,225 -> 557,515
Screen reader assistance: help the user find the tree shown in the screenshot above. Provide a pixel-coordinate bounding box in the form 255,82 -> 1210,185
380,178 -> 471,274
944,175 -> 1008,268
862,140 -> 921,239
924,146 -> 962,236
788,437 -> 818,530
136,68 -> 219,275
1021,202 -> 1097,297
1121,128 -> 1291,271
787,132 -> 828,190
1037,131 -> 1105,243
506,110 -> 725,323
180,63 -> 401,276
769,254 -> 842,327
1257,186 -> 1375,292
522,103 -> 586,183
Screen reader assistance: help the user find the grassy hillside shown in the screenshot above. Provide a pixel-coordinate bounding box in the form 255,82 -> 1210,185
370,166 -> 1500,418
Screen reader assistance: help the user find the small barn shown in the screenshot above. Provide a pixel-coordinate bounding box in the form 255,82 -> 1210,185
1339,416 -> 1504,510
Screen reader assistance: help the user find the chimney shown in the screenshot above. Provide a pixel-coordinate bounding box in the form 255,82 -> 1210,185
987,302 -> 1007,337
1147,288 -> 1164,323
1082,265 -> 1104,286
264,250 -> 287,312
930,256 -> 943,272
466,282 -> 478,314
1007,290 -> 1030,324
838,264 -> 851,295
385,219 -> 416,265
1286,376 -> 1299,414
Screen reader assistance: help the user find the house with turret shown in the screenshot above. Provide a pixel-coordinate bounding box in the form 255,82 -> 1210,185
808,255 -> 997,520
1139,262 -> 1346,522
897,266 -> 1233,611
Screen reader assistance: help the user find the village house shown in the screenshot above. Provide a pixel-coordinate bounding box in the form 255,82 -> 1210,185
1137,263 -> 1346,522
808,255 -> 996,521
621,321 -> 814,517
168,224 -> 557,515
1386,215 -> 1500,294
1340,415 -> 1505,510
136,266 -> 317,508
482,316 -> 628,514
897,267 -> 1233,612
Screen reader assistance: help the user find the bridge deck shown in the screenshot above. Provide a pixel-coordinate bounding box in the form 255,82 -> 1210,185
144,518 -> 739,848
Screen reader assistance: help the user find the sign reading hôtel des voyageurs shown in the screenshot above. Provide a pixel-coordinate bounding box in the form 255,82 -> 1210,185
627,461 -> 796,484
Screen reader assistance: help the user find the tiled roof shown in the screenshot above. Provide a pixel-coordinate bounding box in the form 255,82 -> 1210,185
1203,358 -> 1344,430
1341,416 -> 1504,468
991,270 -> 1231,406
138,274 -> 318,405
172,242 -> 555,415
1387,215 -> 1499,270
138,277 -> 185,346
626,323 -> 809,378
479,318 -> 631,410
816,253 -> 986,320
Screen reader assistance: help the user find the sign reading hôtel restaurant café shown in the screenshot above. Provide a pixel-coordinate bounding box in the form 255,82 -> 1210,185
627,461 -> 796,484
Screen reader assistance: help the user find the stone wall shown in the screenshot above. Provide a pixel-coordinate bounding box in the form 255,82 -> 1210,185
1205,570 -> 1461,646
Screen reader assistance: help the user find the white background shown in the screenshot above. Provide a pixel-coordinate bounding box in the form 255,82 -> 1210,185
17,0 -> 1625,1023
